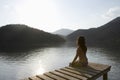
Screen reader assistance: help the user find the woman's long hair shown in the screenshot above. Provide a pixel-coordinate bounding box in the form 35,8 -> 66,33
77,36 -> 87,53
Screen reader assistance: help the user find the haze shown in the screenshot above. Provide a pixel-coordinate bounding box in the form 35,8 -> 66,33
0,0 -> 120,32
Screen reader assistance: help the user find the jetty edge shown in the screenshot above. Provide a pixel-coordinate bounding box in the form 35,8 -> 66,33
23,62 -> 111,80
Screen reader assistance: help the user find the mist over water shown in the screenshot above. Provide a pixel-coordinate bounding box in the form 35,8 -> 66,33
0,46 -> 120,80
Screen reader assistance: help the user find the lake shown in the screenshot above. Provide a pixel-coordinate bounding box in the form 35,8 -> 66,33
0,46 -> 120,80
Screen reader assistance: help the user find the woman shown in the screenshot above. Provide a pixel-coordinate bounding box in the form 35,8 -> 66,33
69,36 -> 88,67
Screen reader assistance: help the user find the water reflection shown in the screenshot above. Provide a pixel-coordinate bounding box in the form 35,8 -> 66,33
35,65 -> 45,75
0,47 -> 120,80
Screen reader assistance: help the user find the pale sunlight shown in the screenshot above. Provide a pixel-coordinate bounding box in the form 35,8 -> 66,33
15,0 -> 59,31
33,61 -> 46,75
35,66 -> 45,75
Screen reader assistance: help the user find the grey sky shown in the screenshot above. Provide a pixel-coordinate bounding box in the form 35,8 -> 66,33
0,0 -> 120,32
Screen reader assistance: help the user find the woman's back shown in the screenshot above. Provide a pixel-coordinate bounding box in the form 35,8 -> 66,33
77,46 -> 88,62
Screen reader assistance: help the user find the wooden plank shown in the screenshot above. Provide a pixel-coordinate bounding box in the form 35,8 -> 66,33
66,67 -> 97,75
29,76 -> 42,80
56,69 -> 88,80
50,71 -> 80,80
36,74 -> 54,80
44,72 -> 66,80
67,66 -> 100,74
88,63 -> 111,71
61,67 -> 92,78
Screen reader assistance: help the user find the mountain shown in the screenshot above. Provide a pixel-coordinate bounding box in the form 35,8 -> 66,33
0,24 -> 65,51
67,17 -> 120,49
53,28 -> 74,36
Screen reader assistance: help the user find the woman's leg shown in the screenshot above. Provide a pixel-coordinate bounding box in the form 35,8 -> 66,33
69,61 -> 88,67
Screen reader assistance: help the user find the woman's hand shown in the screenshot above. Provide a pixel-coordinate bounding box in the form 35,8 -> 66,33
69,62 -> 72,66
71,61 -> 74,64
69,62 -> 74,66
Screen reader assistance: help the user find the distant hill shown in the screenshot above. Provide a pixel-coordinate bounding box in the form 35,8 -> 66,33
53,28 -> 74,36
0,24 -> 65,51
67,17 -> 120,49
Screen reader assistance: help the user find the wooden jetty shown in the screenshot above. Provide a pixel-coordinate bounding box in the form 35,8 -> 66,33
24,62 -> 111,80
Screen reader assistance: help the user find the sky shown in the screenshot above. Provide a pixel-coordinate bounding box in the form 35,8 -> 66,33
0,0 -> 120,32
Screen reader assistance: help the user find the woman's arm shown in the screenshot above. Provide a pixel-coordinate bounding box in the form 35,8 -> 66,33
71,51 -> 78,64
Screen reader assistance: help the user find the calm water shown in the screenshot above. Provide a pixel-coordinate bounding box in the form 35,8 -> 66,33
0,46 -> 120,80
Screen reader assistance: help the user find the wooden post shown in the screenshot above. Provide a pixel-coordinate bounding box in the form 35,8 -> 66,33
103,73 -> 108,80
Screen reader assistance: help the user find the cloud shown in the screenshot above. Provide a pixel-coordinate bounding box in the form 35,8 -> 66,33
102,7 -> 120,19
